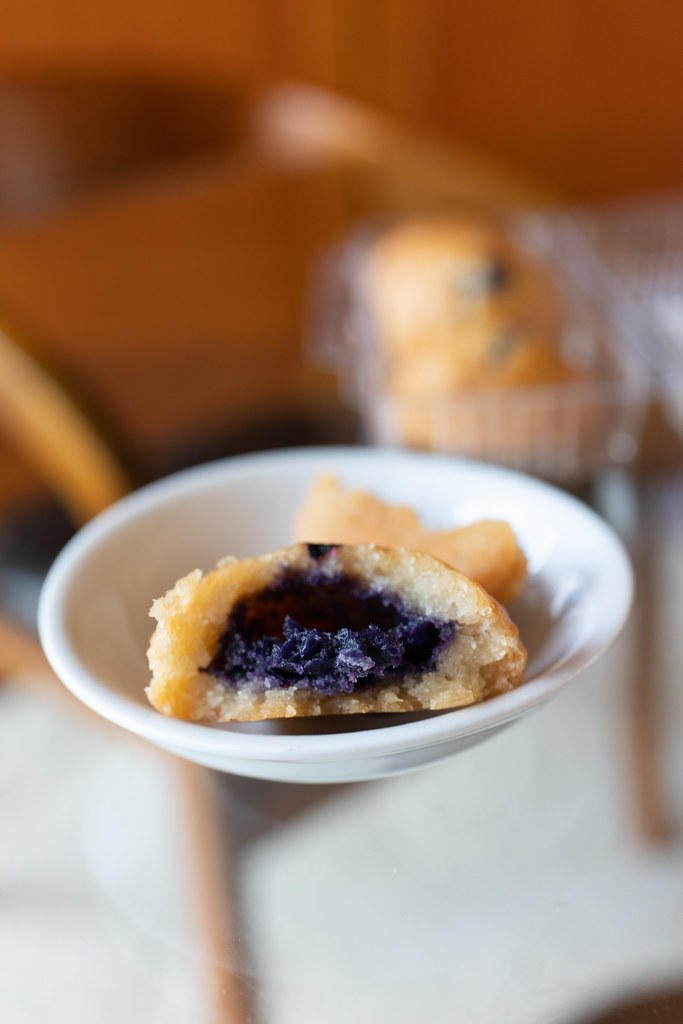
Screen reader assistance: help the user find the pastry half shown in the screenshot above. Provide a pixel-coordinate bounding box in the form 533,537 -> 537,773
147,542 -> 527,723
294,475 -> 528,605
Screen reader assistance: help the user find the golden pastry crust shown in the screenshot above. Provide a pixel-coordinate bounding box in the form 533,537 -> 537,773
147,542 -> 527,723
293,476 -> 528,605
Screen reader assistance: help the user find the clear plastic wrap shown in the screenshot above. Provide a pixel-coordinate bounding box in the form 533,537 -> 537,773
309,211 -> 651,484
582,194 -> 683,437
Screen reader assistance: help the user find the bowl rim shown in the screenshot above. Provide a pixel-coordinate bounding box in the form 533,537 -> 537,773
38,446 -> 634,766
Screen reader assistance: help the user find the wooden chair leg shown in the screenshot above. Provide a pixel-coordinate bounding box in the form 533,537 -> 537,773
179,764 -> 251,1024
0,618 -> 248,1023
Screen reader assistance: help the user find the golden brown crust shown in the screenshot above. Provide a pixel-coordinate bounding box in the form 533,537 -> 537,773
293,476 -> 528,604
146,542 -> 527,723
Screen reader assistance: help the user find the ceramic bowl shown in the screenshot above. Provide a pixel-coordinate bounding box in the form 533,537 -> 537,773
38,447 -> 633,783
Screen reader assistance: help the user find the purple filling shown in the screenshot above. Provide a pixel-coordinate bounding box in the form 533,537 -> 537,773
203,571 -> 455,695
306,542 -> 338,560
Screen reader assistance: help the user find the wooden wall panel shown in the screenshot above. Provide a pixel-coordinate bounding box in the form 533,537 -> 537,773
0,0 -> 682,511
0,0 -> 271,81
272,0 -> 683,198
0,0 -> 681,196
431,0 -> 683,197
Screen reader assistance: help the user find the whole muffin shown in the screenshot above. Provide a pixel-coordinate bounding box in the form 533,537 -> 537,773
357,214 -> 594,466
362,214 -> 576,390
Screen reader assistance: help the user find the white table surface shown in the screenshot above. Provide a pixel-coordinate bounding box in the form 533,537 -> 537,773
2,480 -> 682,1024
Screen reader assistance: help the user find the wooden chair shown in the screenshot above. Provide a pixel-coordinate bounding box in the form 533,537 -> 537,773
254,82 -> 558,210
0,321 -> 248,1021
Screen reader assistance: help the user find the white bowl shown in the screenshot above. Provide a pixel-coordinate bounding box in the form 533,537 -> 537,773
38,447 -> 633,783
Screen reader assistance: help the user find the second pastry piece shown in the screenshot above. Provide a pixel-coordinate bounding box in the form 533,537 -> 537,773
294,475 -> 528,605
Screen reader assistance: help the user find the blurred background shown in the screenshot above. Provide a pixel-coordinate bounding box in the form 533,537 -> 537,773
2,3 -> 683,1023
1,0 -> 682,518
